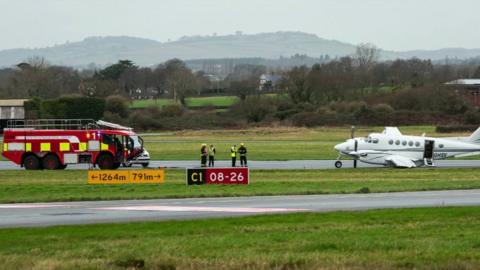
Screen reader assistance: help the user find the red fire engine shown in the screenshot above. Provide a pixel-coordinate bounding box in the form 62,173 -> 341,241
2,119 -> 150,170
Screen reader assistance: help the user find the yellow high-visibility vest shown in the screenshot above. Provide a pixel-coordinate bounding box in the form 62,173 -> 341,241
209,147 -> 215,156
230,147 -> 237,157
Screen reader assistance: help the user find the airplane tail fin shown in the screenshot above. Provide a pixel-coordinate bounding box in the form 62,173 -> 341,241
468,127 -> 480,143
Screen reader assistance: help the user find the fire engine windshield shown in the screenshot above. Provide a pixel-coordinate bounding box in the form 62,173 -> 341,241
128,135 -> 143,149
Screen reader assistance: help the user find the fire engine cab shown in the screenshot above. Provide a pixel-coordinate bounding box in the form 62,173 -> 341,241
2,119 -> 150,170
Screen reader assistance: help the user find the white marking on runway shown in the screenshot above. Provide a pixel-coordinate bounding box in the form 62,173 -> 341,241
97,205 -> 308,213
0,204 -> 69,209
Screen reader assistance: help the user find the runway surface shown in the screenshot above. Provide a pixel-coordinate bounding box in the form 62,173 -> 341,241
1,159 -> 480,170
1,189 -> 479,228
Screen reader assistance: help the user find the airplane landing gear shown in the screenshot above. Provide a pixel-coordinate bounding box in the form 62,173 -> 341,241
335,161 -> 343,168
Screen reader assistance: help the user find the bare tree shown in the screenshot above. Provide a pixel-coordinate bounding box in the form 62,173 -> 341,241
354,43 -> 380,69
163,59 -> 198,105
7,57 -> 80,98
353,43 -> 380,94
225,64 -> 266,100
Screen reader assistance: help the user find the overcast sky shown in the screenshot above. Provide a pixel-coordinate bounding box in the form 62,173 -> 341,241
0,0 -> 478,51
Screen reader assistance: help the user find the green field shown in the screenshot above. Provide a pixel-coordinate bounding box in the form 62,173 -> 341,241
1,168 -> 480,203
141,126 -> 476,160
1,207 -> 479,270
130,96 -> 239,109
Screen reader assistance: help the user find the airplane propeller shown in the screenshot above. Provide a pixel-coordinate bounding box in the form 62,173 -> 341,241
353,140 -> 358,168
351,126 -> 357,168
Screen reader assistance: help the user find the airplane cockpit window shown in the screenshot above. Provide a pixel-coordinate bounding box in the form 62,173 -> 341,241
389,139 -> 394,145
415,142 -> 421,147
395,140 -> 400,145
408,141 -> 414,146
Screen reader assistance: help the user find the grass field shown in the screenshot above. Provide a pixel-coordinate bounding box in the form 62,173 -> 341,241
130,96 -> 239,109
1,168 -> 480,203
0,206 -> 479,269
141,126 -> 476,160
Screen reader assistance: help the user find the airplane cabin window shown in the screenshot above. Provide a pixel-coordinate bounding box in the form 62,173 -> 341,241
415,142 -> 420,147
408,141 -> 414,146
402,141 -> 407,146
389,140 -> 394,145
439,144 -> 444,148
395,140 -> 400,145
373,138 -> 379,143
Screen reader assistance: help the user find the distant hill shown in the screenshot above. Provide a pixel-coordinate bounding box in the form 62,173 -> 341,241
0,31 -> 479,68
0,36 -> 163,67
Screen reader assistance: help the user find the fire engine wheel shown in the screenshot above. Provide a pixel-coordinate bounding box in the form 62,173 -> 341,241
24,155 -> 41,170
42,155 -> 60,170
113,163 -> 121,169
58,164 -> 67,170
97,154 -> 115,170
142,163 -> 149,168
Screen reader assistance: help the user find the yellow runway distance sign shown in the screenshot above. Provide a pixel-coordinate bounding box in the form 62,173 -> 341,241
88,170 -> 165,184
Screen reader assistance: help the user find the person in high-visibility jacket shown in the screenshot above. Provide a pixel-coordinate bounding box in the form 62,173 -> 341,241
238,143 -> 247,167
200,144 -> 208,167
208,144 -> 216,167
230,144 -> 237,167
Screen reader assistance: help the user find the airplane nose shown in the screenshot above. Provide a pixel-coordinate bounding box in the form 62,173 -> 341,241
334,143 -> 342,152
335,141 -> 352,152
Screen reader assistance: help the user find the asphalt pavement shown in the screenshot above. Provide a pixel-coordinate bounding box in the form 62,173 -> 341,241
1,159 -> 480,170
0,189 -> 479,228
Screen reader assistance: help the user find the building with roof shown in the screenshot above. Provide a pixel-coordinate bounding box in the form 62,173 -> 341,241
0,99 -> 28,133
259,74 -> 283,91
445,79 -> 480,106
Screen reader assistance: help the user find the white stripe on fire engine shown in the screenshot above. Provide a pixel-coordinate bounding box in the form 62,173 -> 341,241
15,136 -> 80,143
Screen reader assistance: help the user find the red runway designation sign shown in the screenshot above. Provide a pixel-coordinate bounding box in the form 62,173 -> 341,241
186,167 -> 249,185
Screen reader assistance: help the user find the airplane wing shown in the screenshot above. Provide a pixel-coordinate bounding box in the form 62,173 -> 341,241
453,152 -> 480,158
385,155 -> 417,168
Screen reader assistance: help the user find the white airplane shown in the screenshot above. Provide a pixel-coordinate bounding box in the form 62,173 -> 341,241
334,126 -> 480,168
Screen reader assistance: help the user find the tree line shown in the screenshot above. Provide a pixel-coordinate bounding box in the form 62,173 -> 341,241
2,43 -> 480,129
1,45 -> 479,104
